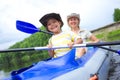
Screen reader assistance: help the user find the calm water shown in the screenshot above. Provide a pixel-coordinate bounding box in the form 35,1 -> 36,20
0,45 -> 120,80
0,71 -> 10,80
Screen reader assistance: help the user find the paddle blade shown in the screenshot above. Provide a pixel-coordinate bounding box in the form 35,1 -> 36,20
16,20 -> 40,34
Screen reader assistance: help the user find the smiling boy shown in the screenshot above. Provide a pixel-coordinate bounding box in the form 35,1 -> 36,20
39,13 -> 83,58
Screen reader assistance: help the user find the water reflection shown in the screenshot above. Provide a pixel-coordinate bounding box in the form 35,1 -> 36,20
0,70 -> 10,80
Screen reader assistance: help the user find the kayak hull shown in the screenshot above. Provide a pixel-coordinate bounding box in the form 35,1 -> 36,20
8,47 -> 112,80
53,47 -> 112,80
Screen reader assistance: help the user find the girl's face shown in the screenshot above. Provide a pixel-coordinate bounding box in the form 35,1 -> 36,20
47,18 -> 61,34
68,17 -> 79,28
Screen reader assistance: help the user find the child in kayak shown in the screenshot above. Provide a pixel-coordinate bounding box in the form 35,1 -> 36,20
67,13 -> 99,80
39,13 -> 83,58
67,13 -> 100,58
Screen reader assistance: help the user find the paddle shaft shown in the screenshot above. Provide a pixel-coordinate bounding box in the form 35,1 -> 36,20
39,30 -> 53,35
0,48 -> 35,53
0,44 -> 85,53
98,46 -> 118,53
0,41 -> 120,53
86,41 -> 120,47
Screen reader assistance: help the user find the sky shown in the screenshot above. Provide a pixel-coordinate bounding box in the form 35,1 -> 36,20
0,0 -> 120,49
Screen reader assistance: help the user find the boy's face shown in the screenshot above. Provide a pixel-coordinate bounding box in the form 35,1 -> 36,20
68,17 -> 79,28
47,18 -> 61,34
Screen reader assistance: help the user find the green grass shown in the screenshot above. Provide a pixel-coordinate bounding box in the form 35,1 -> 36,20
95,29 -> 120,41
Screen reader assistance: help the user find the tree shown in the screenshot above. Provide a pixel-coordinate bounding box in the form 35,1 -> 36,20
113,8 -> 120,22
0,26 -> 51,72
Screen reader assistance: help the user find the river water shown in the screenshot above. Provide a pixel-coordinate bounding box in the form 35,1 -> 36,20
0,71 -> 10,80
0,45 -> 120,80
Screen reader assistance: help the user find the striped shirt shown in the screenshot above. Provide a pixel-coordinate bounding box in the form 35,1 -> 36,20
49,31 -> 80,58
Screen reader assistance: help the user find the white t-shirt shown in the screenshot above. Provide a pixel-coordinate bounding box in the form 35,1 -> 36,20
77,29 -> 92,43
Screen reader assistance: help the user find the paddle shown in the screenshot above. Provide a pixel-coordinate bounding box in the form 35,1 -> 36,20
0,41 -> 120,55
16,20 -> 53,35
16,20 -> 120,54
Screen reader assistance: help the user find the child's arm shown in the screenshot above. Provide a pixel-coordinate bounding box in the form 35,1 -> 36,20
47,44 -> 55,57
68,38 -> 83,49
74,38 -> 83,44
68,32 -> 83,48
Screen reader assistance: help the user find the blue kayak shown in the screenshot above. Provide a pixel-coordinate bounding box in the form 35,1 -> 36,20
7,47 -> 111,80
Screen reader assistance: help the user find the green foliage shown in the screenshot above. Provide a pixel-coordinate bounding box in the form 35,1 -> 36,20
107,29 -> 120,41
95,29 -> 120,42
96,33 -> 104,39
114,8 -> 120,22
0,26 -> 51,72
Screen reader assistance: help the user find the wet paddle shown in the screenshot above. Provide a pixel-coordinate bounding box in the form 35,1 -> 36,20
0,41 -> 120,55
16,20 -> 53,35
